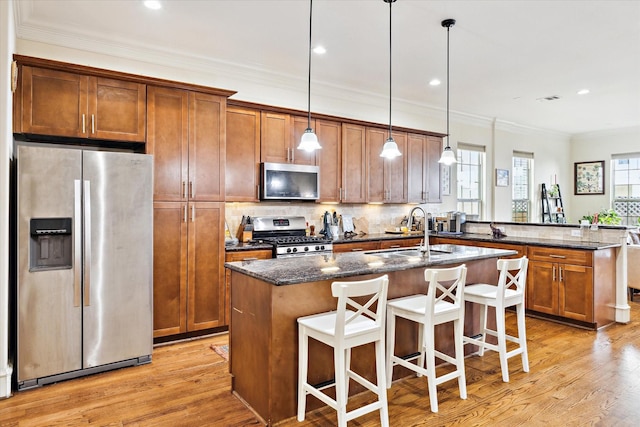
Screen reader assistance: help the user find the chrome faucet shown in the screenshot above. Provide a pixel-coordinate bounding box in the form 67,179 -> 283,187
408,206 -> 430,254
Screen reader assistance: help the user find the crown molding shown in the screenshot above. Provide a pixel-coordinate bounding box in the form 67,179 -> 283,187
571,126 -> 640,141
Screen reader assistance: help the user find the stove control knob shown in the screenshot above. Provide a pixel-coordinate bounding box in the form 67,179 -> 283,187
292,248 -> 298,253
320,245 -> 325,250
315,246 -> 320,251
287,248 -> 292,253
304,246 -> 309,252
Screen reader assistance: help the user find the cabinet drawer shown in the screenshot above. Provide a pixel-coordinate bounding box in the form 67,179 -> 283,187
333,241 -> 379,253
527,246 -> 592,267
225,249 -> 272,262
379,238 -> 423,249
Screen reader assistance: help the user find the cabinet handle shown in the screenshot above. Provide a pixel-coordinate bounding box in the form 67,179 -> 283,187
82,114 -> 86,134
243,257 -> 258,261
191,204 -> 195,222
286,148 -> 290,162
559,266 -> 563,282
351,248 -> 364,252
389,245 -> 401,248
291,147 -> 295,163
183,205 -> 187,223
91,114 -> 95,134
189,181 -> 193,199
182,181 -> 187,199
549,254 -> 566,259
552,265 -> 556,281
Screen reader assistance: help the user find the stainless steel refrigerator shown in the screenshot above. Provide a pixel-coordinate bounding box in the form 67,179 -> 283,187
16,143 -> 153,390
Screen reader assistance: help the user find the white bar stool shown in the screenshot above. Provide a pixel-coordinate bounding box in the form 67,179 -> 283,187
385,265 -> 467,413
463,256 -> 529,382
297,275 -> 390,427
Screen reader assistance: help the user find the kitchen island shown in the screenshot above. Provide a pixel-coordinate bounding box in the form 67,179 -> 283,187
225,244 -> 516,425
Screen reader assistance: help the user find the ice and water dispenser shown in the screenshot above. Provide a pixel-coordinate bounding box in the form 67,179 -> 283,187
29,217 -> 73,271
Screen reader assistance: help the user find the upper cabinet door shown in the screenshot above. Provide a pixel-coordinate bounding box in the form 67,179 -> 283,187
19,66 -> 88,138
226,107 -> 261,202
366,127 -> 387,203
407,133 -> 428,203
426,136 -> 442,203
17,66 -> 146,142
290,115 -> 318,166
260,112 -> 291,163
89,77 -> 146,142
316,119 -> 342,203
147,86 -> 189,202
341,123 -> 367,203
188,92 -> 226,202
386,131 -> 407,203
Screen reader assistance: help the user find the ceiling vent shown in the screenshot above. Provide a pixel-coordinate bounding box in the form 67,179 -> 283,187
537,95 -> 561,102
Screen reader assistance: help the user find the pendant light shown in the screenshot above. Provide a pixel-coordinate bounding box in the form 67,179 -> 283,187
380,0 -> 402,159
438,18 -> 457,165
298,0 -> 322,152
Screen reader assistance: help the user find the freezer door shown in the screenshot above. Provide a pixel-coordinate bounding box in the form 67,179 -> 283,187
82,151 -> 153,367
17,145 -> 83,383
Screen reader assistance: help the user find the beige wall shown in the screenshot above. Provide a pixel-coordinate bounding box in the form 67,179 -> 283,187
570,127 -> 640,222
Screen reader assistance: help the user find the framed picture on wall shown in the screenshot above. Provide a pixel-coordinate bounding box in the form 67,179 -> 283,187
575,160 -> 605,195
495,169 -> 509,187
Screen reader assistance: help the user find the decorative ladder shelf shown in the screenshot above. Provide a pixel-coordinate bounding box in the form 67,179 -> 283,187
541,183 -> 566,223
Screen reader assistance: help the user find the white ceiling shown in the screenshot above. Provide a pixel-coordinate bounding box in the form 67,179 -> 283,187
12,0 -> 640,135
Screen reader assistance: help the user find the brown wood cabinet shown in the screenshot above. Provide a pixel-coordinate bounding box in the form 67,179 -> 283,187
16,65 -> 146,142
147,85 -> 227,337
153,202 -> 225,338
226,107 -> 261,201
147,86 -> 226,202
407,134 -> 442,203
366,128 -> 407,203
260,112 -> 316,165
341,123 -> 367,203
224,249 -> 273,326
315,120 -> 342,202
527,246 -> 594,323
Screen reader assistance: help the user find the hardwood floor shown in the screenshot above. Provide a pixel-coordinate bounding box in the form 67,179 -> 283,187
2,301 -> 640,426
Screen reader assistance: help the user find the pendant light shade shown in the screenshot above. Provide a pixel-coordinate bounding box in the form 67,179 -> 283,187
298,0 -> 321,152
380,0 -> 401,159
438,18 -> 456,165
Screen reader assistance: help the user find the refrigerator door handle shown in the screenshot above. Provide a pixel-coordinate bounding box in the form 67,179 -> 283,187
74,180 -> 82,307
83,180 -> 91,307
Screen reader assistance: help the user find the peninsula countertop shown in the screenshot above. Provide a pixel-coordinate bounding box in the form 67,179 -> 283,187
224,244 -> 516,285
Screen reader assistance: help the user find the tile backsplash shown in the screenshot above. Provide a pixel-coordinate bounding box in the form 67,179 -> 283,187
225,202 -> 442,236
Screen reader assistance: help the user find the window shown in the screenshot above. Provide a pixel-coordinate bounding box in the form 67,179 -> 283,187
457,144 -> 485,219
512,152 -> 533,222
612,153 -> 640,226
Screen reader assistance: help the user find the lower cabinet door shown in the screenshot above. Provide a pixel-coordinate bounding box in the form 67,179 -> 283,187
153,202 -> 188,338
559,264 -> 593,322
187,202 -> 225,331
527,260 -> 558,315
153,201 -> 225,337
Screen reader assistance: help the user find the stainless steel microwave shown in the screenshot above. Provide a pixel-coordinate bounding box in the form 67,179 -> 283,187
260,162 -> 319,200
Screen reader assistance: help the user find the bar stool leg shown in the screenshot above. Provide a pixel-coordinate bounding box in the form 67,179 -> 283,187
297,328 -> 308,421
424,325 -> 439,413
385,308 -> 396,388
517,303 -> 530,372
454,317 -> 467,399
375,339 -> 390,426
496,307 -> 509,382
334,346 -> 348,427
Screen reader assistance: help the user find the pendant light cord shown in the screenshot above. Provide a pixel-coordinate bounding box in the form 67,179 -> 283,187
388,0 -> 392,136
307,0 -> 313,129
446,22 -> 450,148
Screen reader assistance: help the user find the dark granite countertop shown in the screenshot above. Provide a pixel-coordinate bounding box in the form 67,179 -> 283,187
225,230 -> 621,253
225,241 -> 273,252
225,244 -> 516,285
431,232 -> 620,250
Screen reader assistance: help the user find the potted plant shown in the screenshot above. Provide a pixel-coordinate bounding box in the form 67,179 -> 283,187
581,209 -> 622,225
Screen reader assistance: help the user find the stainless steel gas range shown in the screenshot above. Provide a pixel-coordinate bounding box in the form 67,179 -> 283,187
251,216 -> 333,258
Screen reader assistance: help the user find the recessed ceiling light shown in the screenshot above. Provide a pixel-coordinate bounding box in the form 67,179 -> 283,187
429,79 -> 441,86
144,1 -> 162,10
577,89 -> 590,95
313,46 -> 326,55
